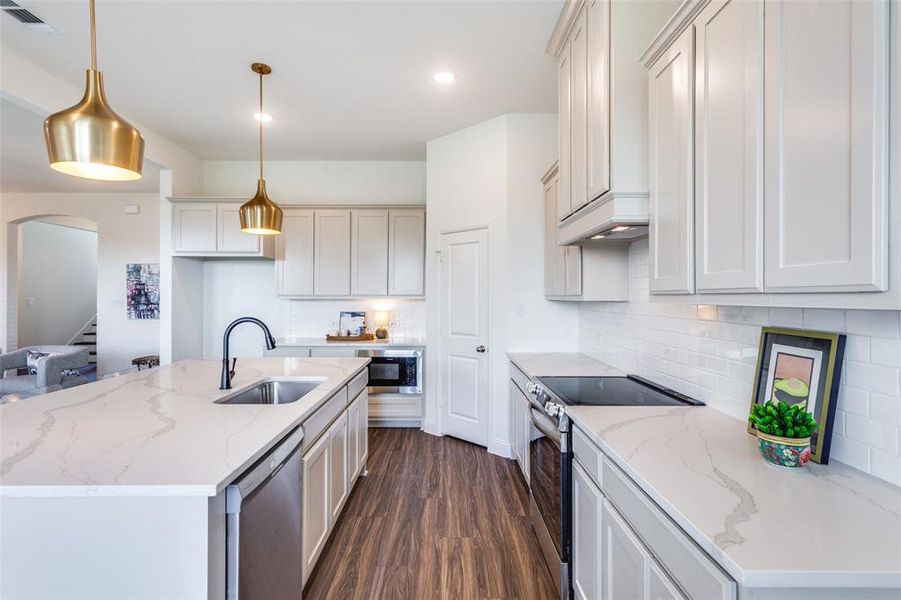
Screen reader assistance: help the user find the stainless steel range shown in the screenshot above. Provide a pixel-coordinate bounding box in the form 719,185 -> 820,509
525,375 -> 703,599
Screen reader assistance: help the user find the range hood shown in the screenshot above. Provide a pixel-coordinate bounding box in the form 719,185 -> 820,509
557,192 -> 649,245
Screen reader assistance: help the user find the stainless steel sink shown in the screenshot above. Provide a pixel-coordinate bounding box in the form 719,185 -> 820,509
216,380 -> 322,405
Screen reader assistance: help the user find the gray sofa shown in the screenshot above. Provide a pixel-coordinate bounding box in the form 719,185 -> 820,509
0,345 -> 91,400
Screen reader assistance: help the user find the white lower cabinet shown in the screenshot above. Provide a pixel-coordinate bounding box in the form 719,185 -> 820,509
602,499 -> 652,600
302,433 -> 330,584
301,376 -> 369,585
573,460 -> 603,600
649,560 -> 687,600
508,376 -> 531,483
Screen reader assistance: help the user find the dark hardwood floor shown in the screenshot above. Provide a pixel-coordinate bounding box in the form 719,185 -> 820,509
304,428 -> 557,600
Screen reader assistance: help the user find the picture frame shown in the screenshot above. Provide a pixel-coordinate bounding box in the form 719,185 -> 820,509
338,311 -> 367,336
748,327 -> 845,464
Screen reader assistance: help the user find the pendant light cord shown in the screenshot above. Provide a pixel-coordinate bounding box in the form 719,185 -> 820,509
89,0 -> 97,70
259,71 -> 264,180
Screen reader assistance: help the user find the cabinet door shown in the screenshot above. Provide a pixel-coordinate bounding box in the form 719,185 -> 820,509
351,210 -> 389,296
558,43 -> 573,221
173,203 -> 217,253
764,0 -> 889,292
564,246 -> 583,297
544,177 -> 567,296
347,391 -> 362,483
602,499 -> 650,600
359,389 -> 369,468
388,209 -> 425,296
302,433 -> 330,583
276,209 -> 315,296
649,28 -> 694,294
315,210 -> 352,296
216,204 -> 261,253
569,8 -> 589,213
649,560 -> 687,600
328,411 -> 349,521
572,461 -> 604,600
695,0 -> 763,293
586,0 -> 611,201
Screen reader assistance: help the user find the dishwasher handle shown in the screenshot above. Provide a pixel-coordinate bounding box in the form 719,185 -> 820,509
226,425 -> 304,514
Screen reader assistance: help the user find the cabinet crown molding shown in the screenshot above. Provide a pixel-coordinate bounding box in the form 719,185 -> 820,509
640,0 -> 709,68
541,160 -> 560,185
546,0 -> 587,56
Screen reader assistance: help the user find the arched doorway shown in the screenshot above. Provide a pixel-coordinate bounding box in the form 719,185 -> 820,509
6,214 -> 99,375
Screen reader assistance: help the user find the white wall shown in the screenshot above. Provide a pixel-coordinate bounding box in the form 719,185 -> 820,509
1,193 -> 160,375
580,239 -> 901,486
201,160 -> 425,203
17,221 -> 97,347
201,259 -> 425,358
425,114 -> 579,456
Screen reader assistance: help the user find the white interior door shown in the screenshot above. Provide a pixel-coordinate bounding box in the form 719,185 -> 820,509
440,227 -> 490,447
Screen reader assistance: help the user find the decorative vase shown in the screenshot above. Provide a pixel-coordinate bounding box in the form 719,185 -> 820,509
756,431 -> 811,468
375,326 -> 389,340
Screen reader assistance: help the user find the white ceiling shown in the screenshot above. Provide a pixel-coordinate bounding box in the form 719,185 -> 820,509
1,0 -> 562,162
0,98 -> 160,192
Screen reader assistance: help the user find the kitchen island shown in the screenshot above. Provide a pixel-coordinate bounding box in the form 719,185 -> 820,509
0,357 -> 370,599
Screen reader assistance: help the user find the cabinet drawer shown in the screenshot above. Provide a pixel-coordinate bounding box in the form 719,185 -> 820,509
509,363 -> 531,396
347,369 -> 369,403
602,456 -> 736,600
572,425 -> 602,489
303,387 -> 348,453
310,347 -> 357,358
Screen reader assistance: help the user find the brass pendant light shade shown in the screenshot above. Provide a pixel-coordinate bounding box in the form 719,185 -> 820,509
239,62 -> 282,235
240,179 -> 283,235
44,0 -> 144,181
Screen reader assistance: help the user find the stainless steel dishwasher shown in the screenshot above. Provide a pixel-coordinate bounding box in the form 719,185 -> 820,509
225,425 -> 304,599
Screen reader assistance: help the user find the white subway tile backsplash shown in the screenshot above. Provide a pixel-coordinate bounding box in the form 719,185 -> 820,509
579,240 -> 901,485
846,310 -> 901,339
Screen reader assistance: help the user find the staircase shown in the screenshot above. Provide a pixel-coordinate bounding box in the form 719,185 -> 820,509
71,320 -> 97,365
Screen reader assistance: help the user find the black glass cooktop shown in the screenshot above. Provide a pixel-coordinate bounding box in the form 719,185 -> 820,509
536,375 -> 703,407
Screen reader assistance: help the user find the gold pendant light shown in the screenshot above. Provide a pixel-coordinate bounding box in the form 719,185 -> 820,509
44,0 -> 144,181
239,63 -> 283,235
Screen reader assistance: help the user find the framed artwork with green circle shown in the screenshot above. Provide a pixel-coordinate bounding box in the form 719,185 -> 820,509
748,327 -> 846,464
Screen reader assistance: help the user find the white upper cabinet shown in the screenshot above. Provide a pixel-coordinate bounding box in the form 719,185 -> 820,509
388,209 -> 425,296
558,43 -> 573,221
172,200 -> 273,257
569,9 -> 589,213
314,210 -> 352,296
351,210 -> 389,296
543,165 -> 583,298
216,204 -> 261,253
586,0 -> 611,202
694,0 -> 763,293
764,0 -> 889,293
173,203 -> 217,253
276,209 -> 315,296
649,28 -> 695,294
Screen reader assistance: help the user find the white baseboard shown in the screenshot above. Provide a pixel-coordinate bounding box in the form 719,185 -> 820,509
488,439 -> 513,459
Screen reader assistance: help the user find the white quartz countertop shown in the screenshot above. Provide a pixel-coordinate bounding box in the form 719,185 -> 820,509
0,357 -> 369,498
277,336 -> 426,347
507,352 -> 625,378
567,405 -> 901,589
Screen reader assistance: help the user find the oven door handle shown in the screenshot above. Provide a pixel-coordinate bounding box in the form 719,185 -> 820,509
530,408 -> 561,448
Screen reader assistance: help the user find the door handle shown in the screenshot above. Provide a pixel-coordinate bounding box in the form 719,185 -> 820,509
476,345 -> 486,353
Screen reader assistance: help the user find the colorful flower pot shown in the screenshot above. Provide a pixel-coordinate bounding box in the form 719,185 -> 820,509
756,431 -> 811,468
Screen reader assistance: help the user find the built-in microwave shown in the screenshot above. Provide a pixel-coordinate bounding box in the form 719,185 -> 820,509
354,349 -> 422,395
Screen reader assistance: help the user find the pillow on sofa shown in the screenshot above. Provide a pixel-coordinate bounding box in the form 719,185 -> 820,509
25,350 -> 52,375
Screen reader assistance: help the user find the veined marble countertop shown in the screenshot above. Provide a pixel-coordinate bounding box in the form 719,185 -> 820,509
568,405 -> 901,589
276,336 -> 426,347
507,352 -> 625,379
0,357 -> 369,498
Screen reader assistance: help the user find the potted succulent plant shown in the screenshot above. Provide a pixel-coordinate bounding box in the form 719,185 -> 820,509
748,400 -> 818,468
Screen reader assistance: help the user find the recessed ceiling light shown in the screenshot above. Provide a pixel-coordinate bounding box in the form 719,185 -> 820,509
433,70 -> 456,84
254,112 -> 272,123
592,234 -> 606,240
